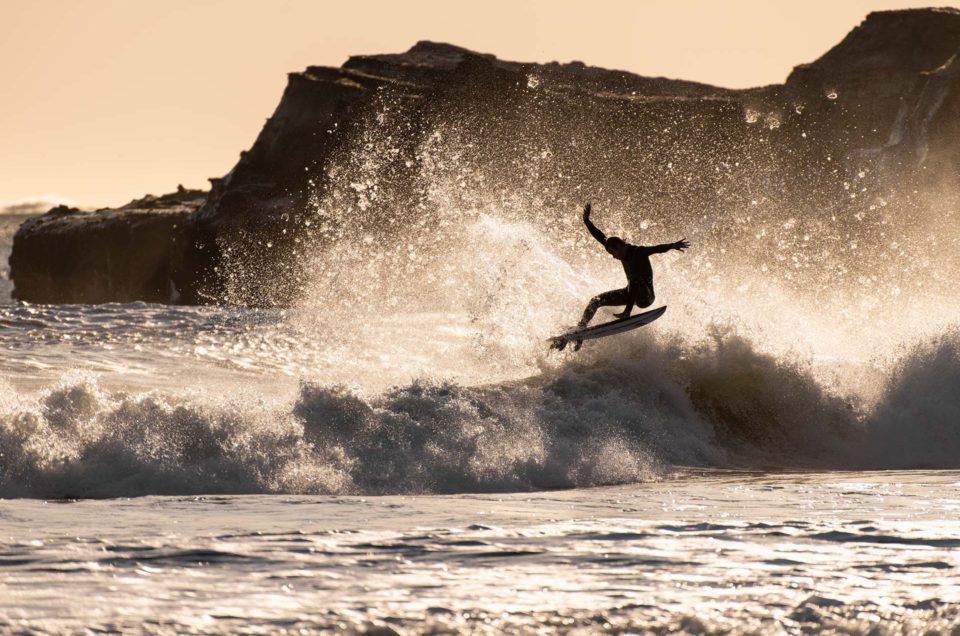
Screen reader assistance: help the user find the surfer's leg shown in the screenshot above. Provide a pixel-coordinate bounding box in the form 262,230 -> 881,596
571,287 -> 631,351
635,283 -> 655,309
577,287 -> 631,329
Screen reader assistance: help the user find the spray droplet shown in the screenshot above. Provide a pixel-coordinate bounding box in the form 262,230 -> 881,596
744,109 -> 759,124
826,89 -> 838,100
526,75 -> 540,89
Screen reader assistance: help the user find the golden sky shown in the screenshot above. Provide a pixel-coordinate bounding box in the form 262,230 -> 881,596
1,0 -> 951,208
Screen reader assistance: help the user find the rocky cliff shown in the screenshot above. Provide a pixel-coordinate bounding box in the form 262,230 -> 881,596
11,8 -> 960,305
10,188 -> 204,304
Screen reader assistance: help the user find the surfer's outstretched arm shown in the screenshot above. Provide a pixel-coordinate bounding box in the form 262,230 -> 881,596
582,203 -> 607,246
645,239 -> 690,254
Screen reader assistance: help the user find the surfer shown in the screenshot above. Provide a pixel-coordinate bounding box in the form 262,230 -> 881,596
553,202 -> 689,351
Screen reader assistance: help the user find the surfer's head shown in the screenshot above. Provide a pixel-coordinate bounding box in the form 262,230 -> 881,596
605,237 -> 628,258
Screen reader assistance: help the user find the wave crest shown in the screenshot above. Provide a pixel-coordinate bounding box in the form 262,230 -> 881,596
3,325 -> 960,499
867,328 -> 960,468
0,378 -> 346,498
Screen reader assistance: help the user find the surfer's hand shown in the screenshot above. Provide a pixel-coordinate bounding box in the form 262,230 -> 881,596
674,239 -> 690,252
582,202 -> 592,221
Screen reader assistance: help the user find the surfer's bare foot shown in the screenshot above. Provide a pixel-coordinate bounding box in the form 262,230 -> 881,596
551,338 -> 568,351
573,339 -> 583,351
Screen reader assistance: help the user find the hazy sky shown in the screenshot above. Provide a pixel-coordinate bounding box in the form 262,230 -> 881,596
1,0 -> 952,208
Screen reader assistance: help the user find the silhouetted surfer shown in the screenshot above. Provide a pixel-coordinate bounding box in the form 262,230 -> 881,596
553,202 -> 689,351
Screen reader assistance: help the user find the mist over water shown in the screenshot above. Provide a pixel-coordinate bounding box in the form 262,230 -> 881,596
291,91 -> 960,366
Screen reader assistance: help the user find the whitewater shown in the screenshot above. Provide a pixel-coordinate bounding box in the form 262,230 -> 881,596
2,156 -> 960,631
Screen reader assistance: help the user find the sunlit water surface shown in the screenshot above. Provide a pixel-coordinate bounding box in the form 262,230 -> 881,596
2,471 -> 958,634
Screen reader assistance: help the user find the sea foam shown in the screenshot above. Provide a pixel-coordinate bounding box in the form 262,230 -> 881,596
4,324 -> 957,499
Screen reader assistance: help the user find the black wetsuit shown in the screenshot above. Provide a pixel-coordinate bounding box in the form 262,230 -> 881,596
578,217 -> 675,329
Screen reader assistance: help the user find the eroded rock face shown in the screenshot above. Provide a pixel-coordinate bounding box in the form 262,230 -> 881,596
784,8 -> 960,145
10,189 -> 205,304
10,9 -> 960,306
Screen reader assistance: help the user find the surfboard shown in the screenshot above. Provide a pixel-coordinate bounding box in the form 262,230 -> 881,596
549,306 -> 666,350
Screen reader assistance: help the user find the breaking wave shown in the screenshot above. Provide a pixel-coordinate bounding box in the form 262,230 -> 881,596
3,324 -> 958,499
865,327 -> 960,468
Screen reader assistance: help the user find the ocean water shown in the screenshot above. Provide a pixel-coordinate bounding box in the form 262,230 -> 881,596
2,471 -> 958,633
2,189 -> 960,634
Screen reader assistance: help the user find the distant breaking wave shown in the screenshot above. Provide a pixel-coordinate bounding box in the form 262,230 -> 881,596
2,326 -> 957,499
